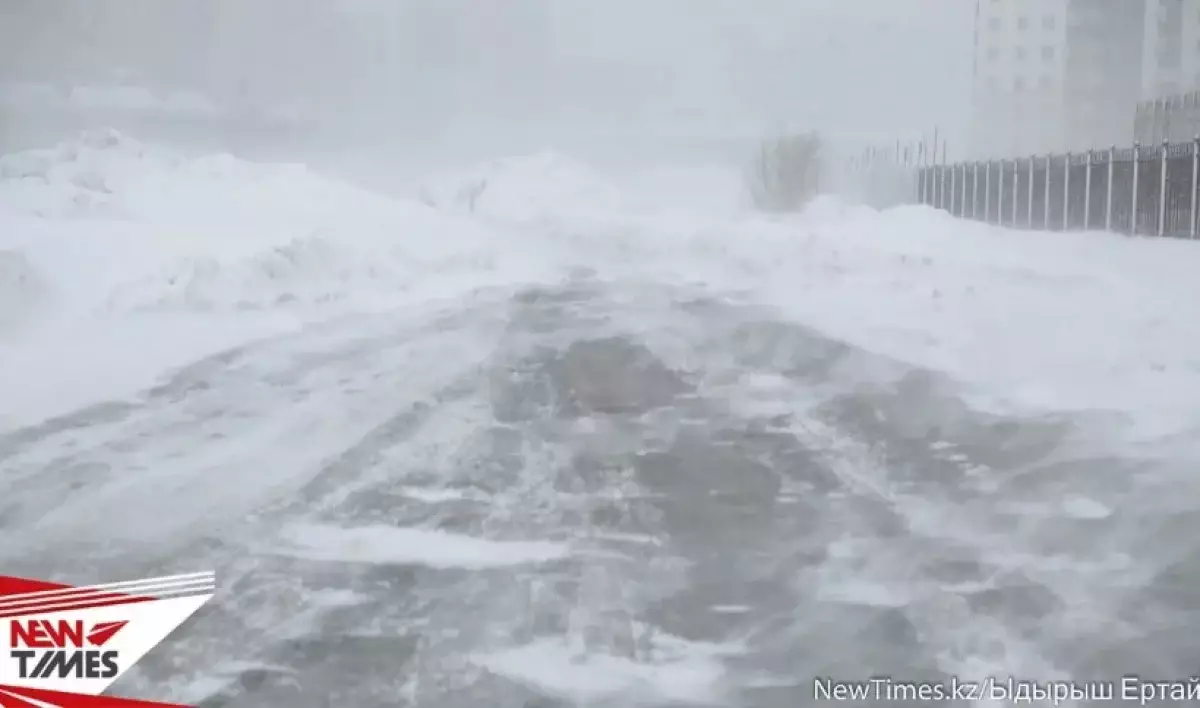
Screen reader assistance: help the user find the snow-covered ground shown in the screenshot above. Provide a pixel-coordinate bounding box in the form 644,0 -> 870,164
6,130 -> 1199,442
4,130 -> 1200,706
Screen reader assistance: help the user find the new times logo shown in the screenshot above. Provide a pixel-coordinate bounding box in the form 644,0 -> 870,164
9,618 -> 127,680
0,571 -> 215,708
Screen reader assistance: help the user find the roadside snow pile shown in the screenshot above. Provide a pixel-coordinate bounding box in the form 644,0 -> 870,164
418,152 -> 633,222
0,128 -> 393,226
0,127 -> 147,218
431,155 -> 1200,440
0,130 -> 558,313
104,213 -> 528,313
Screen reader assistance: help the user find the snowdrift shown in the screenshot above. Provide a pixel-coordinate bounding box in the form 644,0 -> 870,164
0,129 -> 557,314
4,132 -> 1200,440
424,154 -> 1200,439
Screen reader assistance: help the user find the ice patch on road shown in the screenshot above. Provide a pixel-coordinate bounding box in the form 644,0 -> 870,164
273,523 -> 570,569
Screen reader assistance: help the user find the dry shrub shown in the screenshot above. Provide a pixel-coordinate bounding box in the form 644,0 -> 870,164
746,132 -> 822,212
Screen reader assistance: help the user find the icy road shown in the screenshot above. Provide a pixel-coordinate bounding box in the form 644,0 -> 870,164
3,133 -> 1200,706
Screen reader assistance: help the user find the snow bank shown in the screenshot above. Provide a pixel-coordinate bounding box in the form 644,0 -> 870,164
444,155 -> 1200,440
0,129 -> 556,314
418,151 -> 630,218
0,130 -> 561,428
6,134 -> 1200,440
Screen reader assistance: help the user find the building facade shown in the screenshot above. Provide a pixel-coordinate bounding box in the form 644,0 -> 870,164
1141,0 -> 1200,100
971,0 -> 1070,157
1062,0 -> 1145,150
971,0 -> 1145,158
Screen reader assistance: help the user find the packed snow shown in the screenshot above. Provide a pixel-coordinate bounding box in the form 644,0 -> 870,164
274,523 -> 571,569
5,130 -> 1200,705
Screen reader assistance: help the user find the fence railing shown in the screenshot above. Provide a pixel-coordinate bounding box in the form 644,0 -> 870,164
1135,91 -> 1200,145
915,139 -> 1200,238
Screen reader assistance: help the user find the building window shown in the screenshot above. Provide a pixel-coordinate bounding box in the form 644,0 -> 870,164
1043,15 -> 1055,30
1039,75 -> 1053,90
988,17 -> 1001,30
1015,46 -> 1025,60
1016,16 -> 1029,31
1014,76 -> 1025,91
1042,45 -> 1054,60
987,47 -> 999,60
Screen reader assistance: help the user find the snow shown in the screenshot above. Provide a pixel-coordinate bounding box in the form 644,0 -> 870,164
0,130 -> 560,428
6,128 -> 1200,441
430,158 -> 1200,443
6,128 -> 1200,703
5,127 -> 1200,439
273,523 -> 571,569
472,633 -> 735,706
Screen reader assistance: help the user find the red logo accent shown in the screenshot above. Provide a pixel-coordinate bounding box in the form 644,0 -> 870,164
86,621 -> 128,647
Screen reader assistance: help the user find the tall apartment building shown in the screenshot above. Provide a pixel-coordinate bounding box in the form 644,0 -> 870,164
1063,0 -> 1145,149
971,0 -> 1070,157
971,0 -> 1143,157
1143,0 -> 1200,99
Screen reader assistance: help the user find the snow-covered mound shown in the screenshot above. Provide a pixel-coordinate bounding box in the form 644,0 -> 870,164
0,130 -> 559,314
418,152 -> 630,219
418,152 -> 758,224
6,134 -> 1200,441
0,128 -> 386,223
420,155 -> 1200,440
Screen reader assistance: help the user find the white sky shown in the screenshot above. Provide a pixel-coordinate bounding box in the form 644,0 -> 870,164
0,0 -> 976,153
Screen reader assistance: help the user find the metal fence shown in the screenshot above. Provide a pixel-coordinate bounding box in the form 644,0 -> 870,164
914,140 -> 1200,238
1134,91 -> 1200,145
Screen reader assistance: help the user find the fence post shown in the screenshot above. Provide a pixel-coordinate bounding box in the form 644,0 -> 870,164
919,144 -> 927,204
929,165 -> 935,208
1026,155 -> 1034,227
1106,145 -> 1115,231
984,161 -> 992,223
951,162 -> 958,215
930,163 -> 937,208
971,162 -> 979,219
1083,149 -> 1092,230
1159,139 -> 1168,237
1062,152 -> 1071,230
1132,142 -> 1140,235
961,163 -> 967,216
1192,136 -> 1199,238
998,160 -> 1006,224
1011,158 -> 1019,226
1044,154 -> 1051,230
957,163 -> 964,216
942,162 -> 950,211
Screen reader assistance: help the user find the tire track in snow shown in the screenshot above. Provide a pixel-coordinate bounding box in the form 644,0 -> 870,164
2,278 -> 1156,707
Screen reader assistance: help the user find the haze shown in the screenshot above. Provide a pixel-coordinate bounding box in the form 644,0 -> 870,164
1,0 -> 973,163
